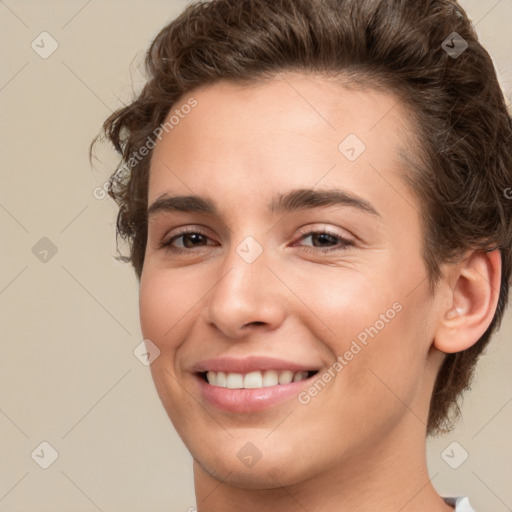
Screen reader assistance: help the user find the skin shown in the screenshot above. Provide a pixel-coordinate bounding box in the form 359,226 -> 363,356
139,73 -> 501,512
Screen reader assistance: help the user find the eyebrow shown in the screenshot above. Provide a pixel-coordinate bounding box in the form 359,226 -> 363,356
147,188 -> 380,218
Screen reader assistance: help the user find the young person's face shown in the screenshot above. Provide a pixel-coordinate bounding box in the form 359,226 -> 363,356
139,74 -> 447,487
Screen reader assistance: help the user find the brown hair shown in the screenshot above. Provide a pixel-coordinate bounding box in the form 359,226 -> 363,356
92,0 -> 512,435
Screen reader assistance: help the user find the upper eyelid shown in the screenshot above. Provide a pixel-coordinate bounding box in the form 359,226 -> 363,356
292,231 -> 354,249
163,226 -> 353,248
295,225 -> 352,237
150,210 -> 362,242
164,225 -> 349,238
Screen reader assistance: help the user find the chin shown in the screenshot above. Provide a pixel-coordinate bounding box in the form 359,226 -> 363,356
189,431 -> 323,490
196,452 -> 313,490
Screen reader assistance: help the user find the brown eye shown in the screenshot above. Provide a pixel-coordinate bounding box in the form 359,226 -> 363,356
160,229 -> 218,253
173,232 -> 208,248
296,230 -> 354,253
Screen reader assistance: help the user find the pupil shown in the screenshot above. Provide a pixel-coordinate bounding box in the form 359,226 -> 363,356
184,233 -> 204,247
313,233 -> 335,246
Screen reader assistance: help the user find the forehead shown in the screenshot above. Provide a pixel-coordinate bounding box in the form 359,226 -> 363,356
148,73 -> 420,212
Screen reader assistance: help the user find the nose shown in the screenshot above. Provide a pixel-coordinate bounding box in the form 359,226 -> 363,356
202,241 -> 287,339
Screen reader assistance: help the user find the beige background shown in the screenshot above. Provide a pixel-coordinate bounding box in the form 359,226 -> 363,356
1,1 -> 511,511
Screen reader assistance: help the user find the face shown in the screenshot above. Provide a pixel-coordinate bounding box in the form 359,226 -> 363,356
139,73 -> 446,488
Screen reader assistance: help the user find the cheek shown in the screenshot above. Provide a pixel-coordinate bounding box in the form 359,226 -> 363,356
304,262 -> 430,404
139,271 -> 171,343
138,266 -> 202,425
295,263 -> 392,342
139,266 -> 202,347
338,289 -> 434,429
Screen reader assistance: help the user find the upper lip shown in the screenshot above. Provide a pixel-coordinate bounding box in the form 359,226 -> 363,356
191,356 -> 320,374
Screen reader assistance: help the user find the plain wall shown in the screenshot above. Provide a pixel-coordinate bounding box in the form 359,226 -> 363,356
1,1 -> 511,510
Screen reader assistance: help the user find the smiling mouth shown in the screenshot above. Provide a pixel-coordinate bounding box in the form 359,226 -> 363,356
199,370 -> 319,389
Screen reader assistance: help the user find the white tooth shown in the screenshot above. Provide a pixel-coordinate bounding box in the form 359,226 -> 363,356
278,370 -> 294,384
206,371 -> 217,386
262,370 -> 279,387
226,373 -> 244,389
293,371 -> 306,382
216,371 -> 227,387
244,371 -> 263,388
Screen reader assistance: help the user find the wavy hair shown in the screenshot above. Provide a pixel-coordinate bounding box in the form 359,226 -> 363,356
92,0 -> 512,435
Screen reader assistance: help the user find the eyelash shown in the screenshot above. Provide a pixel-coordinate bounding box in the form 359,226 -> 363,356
159,227 -> 354,255
294,228 -> 354,253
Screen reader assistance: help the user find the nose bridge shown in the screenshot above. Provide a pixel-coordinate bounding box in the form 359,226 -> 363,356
204,235 -> 286,337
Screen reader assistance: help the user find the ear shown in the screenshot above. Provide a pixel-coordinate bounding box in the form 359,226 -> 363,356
434,249 -> 502,354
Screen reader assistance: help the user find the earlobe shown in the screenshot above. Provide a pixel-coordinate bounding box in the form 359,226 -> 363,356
433,249 -> 501,354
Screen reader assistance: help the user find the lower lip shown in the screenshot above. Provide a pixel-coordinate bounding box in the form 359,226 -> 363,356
194,374 -> 314,413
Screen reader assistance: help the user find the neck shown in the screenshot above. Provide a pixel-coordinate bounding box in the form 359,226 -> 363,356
192,418 -> 453,512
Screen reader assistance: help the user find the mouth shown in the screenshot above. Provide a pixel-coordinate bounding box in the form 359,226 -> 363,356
192,361 -> 321,412
198,369 -> 319,389
191,356 -> 323,412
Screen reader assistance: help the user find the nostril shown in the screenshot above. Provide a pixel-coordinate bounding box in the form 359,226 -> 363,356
244,321 -> 266,328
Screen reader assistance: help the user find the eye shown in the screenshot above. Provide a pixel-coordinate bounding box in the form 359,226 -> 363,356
158,227 -> 353,255
294,229 -> 354,253
159,228 -> 217,253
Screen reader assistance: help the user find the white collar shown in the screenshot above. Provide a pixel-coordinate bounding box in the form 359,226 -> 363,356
443,496 -> 475,511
